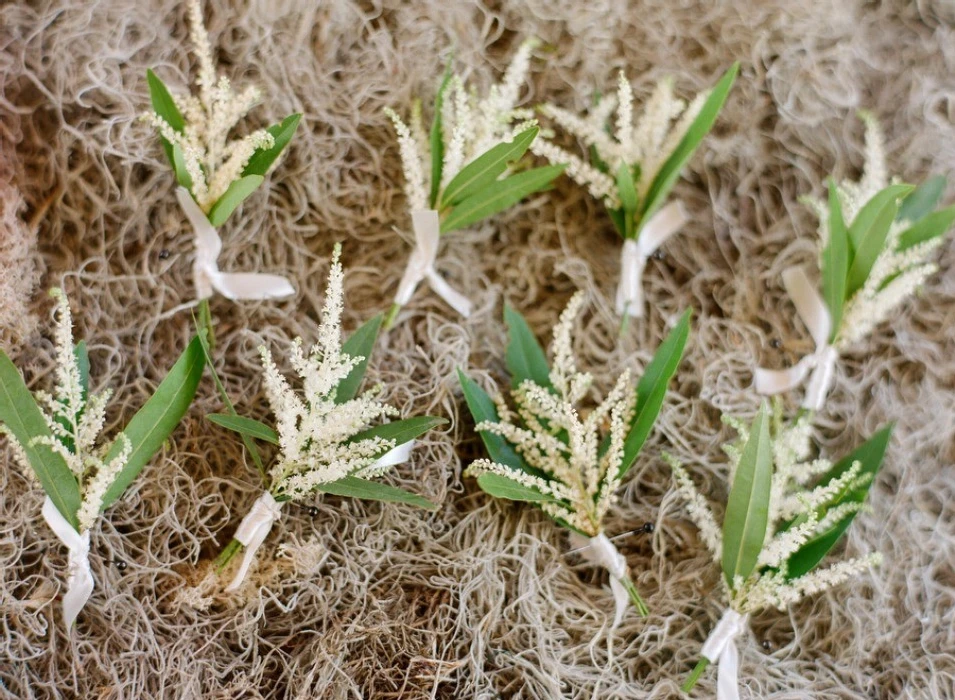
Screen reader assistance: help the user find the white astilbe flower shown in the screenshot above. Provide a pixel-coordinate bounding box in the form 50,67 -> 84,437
804,113 -> 945,349
145,0 -> 274,212
6,289 -> 131,532
464,292 -> 637,536
387,39 -> 540,212
258,245 -> 401,499
669,410 -> 880,614
534,72 -> 707,209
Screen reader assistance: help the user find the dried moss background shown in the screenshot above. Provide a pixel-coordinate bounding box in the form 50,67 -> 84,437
1,0 -> 954,697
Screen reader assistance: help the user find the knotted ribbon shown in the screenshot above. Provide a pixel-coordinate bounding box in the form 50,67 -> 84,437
571,532 -> 631,629
615,200 -> 688,317
393,209 -> 472,317
226,442 -> 417,591
700,608 -> 749,700
177,187 -> 295,302
754,266 -> 838,411
42,497 -> 94,630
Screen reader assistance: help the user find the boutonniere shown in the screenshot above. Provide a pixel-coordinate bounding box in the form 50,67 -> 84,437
206,245 -> 445,590
756,113 -> 954,411
384,40 -> 565,325
532,65 -> 738,324
459,294 -> 689,625
0,289 -> 202,628
667,402 -> 889,698
145,0 -> 300,306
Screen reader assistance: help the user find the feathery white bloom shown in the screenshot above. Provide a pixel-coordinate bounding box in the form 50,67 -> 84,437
670,409 -> 881,614
258,245 -> 405,500
146,0 -> 275,213
13,289 -> 132,533
464,292 -> 637,536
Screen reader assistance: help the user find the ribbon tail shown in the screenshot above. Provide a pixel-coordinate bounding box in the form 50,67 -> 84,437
209,270 -> 295,301
754,355 -> 814,396
225,520 -> 273,592
615,240 -> 647,318
802,346 -> 838,411
608,575 -> 630,630
639,200 -> 688,252
425,270 -> 473,317
716,638 -> 741,700
62,550 -> 95,630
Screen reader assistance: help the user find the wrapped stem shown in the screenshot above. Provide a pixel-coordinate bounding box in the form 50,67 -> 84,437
682,657 -> 710,693
620,574 -> 649,617
215,537 -> 243,572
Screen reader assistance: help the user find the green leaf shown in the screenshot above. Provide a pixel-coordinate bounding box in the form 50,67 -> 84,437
100,336 -> 204,510
335,314 -> 383,403
457,369 -> 540,477
784,426 -> 892,579
348,416 -> 447,451
846,186 -> 911,296
207,175 -> 265,227
146,69 -> 185,133
898,175 -> 946,223
429,63 -> 453,209
171,143 -> 193,191
317,475 -> 437,510
607,207 -> 627,238
441,126 -> 539,207
440,164 -> 566,233
640,62 -> 738,226
898,204 -> 955,251
721,403 -> 772,588
821,182 -> 849,341
0,351 -> 81,529
243,113 -> 302,177
206,413 -> 278,444
75,342 -> 90,401
503,303 -> 552,390
617,309 -> 691,478
616,163 -> 639,213
475,473 -> 557,503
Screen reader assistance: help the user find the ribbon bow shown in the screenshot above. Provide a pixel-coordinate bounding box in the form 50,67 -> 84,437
700,608 -> 749,700
225,442 -> 417,591
615,200 -> 688,318
176,187 -> 295,302
571,532 -> 631,629
754,266 -> 838,411
394,209 -> 473,318
42,497 -> 95,630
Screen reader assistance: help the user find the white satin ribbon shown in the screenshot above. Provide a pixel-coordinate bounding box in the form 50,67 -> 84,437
615,200 -> 688,317
700,608 -> 749,700
225,491 -> 284,592
754,266 -> 838,411
42,497 -> 94,630
177,187 -> 295,302
571,532 -> 631,629
370,440 -> 415,468
394,209 -> 472,317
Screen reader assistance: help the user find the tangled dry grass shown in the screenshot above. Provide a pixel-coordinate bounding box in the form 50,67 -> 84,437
1,0 -> 954,697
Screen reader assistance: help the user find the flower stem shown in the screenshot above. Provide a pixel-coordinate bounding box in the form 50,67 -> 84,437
618,309 -> 631,337
383,302 -> 401,329
620,574 -> 649,617
198,298 -> 215,352
215,538 -> 242,572
682,657 -> 710,693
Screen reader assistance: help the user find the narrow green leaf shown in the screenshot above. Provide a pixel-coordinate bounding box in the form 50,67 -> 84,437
441,127 -> 539,207
898,175 -> 946,223
721,403 -> 773,588
503,303 -> 552,390
617,309 -> 691,478
335,314 -> 383,403
606,207 -> 627,238
821,182 -> 849,340
641,62 -> 738,226
429,64 -> 453,209
317,475 -> 437,510
0,351 -> 81,529
100,336 -> 204,509
243,113 -> 302,177
75,342 -> 90,401
207,175 -> 265,227
457,369 -> 541,477
846,188 -> 909,296
898,204 -> 955,251
616,162 -> 639,214
440,164 -> 566,233
348,416 -> 447,450
172,143 -> 193,191
206,413 -> 278,444
146,69 -> 185,133
784,426 -> 892,579
475,473 -> 557,503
